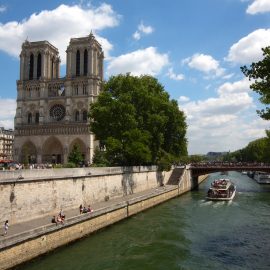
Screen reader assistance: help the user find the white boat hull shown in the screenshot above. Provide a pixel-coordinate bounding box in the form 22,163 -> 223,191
206,189 -> 236,201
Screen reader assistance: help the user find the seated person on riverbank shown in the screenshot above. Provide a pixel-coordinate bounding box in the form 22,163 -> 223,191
59,209 -> 65,220
51,216 -> 56,224
57,214 -> 64,225
51,214 -> 64,225
82,205 -> 93,213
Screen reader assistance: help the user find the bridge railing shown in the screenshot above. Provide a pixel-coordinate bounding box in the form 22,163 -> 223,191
190,162 -> 270,168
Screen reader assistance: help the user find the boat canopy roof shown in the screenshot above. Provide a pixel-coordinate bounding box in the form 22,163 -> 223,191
210,179 -> 233,190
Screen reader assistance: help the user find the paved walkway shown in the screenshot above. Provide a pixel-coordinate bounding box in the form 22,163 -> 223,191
1,185 -> 176,240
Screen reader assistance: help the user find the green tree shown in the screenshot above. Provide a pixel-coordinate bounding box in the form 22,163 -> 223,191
92,147 -> 110,167
241,47 -> 270,120
68,144 -> 84,166
89,74 -> 188,167
229,134 -> 270,163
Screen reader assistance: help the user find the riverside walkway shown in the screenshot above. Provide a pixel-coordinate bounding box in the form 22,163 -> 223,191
0,185 -> 177,248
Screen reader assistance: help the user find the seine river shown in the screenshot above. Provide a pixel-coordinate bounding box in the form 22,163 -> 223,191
18,171 -> 270,270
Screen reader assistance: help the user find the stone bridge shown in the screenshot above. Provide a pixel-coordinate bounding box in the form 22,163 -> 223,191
190,163 -> 270,177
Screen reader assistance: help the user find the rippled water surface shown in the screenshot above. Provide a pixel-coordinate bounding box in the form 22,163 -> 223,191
18,172 -> 270,270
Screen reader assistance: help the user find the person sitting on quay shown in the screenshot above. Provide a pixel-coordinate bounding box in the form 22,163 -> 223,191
51,216 -> 57,225
57,214 -> 64,225
79,204 -> 83,214
51,215 -> 64,225
59,209 -> 65,220
87,205 -> 93,213
80,204 -> 93,214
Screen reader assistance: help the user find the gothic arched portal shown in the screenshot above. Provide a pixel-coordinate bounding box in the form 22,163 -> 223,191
21,141 -> 37,164
69,138 -> 87,162
42,137 -> 64,164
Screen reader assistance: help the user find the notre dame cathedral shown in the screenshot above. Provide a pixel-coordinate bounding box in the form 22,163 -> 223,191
13,33 -> 104,164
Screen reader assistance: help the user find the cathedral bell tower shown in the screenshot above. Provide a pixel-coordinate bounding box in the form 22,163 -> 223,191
19,40 -> 60,81
14,33 -> 103,165
66,32 -> 104,80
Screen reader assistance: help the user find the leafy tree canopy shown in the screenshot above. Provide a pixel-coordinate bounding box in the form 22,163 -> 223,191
68,144 -> 84,166
89,74 -> 188,168
224,131 -> 270,163
241,47 -> 270,120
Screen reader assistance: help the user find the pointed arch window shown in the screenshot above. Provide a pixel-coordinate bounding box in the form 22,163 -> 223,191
76,50 -> 80,76
83,110 -> 88,122
37,53 -> 42,79
29,54 -> 34,80
35,112 -> 39,124
51,57 -> 54,79
83,49 -> 88,76
28,113 -> 32,124
75,110 -> 80,121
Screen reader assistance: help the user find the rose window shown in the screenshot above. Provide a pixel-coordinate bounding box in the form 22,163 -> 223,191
49,104 -> 66,121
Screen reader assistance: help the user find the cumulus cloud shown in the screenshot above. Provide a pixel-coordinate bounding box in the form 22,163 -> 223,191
246,0 -> 270,14
182,92 -> 252,119
166,68 -> 184,81
178,78 -> 265,154
178,96 -> 190,102
0,3 -> 120,64
0,99 -> 16,129
132,21 -> 154,40
183,53 -> 225,77
217,78 -> 251,96
0,5 -> 6,13
132,31 -> 141,40
226,29 -> 270,64
107,47 -> 169,76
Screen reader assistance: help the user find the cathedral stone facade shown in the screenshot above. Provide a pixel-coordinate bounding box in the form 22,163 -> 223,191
13,33 -> 104,164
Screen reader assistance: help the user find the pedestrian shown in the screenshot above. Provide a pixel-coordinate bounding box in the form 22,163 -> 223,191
3,220 -> 9,235
59,209 -> 65,219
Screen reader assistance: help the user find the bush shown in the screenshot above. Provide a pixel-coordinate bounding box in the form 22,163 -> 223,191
63,162 -> 76,168
53,164 -> 62,168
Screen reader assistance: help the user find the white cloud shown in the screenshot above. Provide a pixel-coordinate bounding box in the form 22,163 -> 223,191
0,3 -> 120,64
138,22 -> 154,34
226,29 -> 270,64
167,68 -> 184,81
107,47 -> 169,76
183,53 -> 225,77
0,99 -> 16,129
246,0 -> 270,14
182,92 -> 252,119
178,78 -> 265,154
132,21 -> 154,40
0,5 -> 6,13
133,31 -> 141,40
178,96 -> 190,103
217,78 -> 251,96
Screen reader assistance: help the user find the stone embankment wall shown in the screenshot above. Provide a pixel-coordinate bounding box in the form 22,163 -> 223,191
0,166 -> 170,225
0,166 -> 208,270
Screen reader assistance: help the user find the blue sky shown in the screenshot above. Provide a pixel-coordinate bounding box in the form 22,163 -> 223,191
0,0 -> 270,154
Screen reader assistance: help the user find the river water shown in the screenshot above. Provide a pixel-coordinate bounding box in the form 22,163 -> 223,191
18,171 -> 270,270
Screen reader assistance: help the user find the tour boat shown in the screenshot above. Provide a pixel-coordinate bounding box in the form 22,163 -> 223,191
253,172 -> 270,184
206,179 -> 236,201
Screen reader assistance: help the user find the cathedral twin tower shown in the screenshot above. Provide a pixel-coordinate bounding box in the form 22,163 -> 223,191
14,33 -> 104,164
